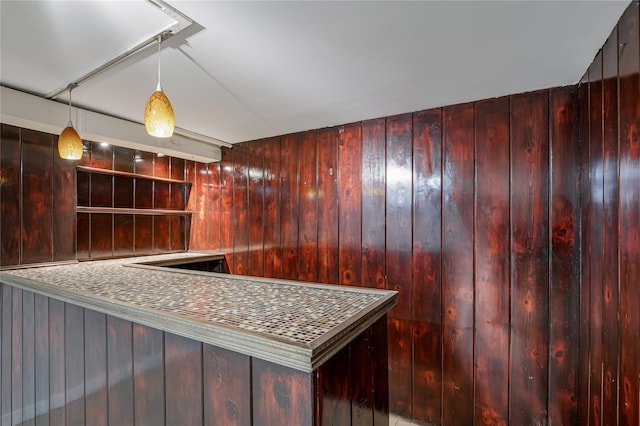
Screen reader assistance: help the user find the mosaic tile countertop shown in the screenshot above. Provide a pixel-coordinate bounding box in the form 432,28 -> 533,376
0,253 -> 397,372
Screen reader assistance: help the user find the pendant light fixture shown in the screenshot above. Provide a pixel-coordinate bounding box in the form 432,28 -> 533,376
144,34 -> 174,138
57,85 -> 83,160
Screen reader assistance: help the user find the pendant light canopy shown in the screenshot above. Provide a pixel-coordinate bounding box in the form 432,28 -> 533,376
57,86 -> 83,160
144,34 -> 174,138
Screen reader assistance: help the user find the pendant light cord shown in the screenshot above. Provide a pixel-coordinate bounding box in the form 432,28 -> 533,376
157,35 -> 162,85
68,86 -> 73,125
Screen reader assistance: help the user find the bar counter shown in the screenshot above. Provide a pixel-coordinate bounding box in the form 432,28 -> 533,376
0,252 -> 396,372
0,253 -> 397,425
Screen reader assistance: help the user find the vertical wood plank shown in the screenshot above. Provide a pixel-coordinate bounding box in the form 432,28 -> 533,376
385,113 -> 413,418
186,161 -> 198,251
248,141 -> 265,276
84,310 -> 107,426
21,129 -> 53,264
338,122 -> 362,287
134,151 -> 154,176
474,98 -> 510,426
317,127 -> 339,284
220,150 -> 235,268
361,118 -> 386,290
107,315 -> 134,426
280,134 -> 300,280
372,314 -> 390,426
134,178 -> 153,209
1,285 -> 11,426
153,216 -> 171,253
171,156 -> 186,181
11,288 -> 22,425
90,173 -> 112,208
316,345 -> 351,424
154,181 -> 170,210
350,328 -> 374,425
509,90 -> 550,425
588,52 -> 605,426
65,304 -> 85,425
22,291 -> 35,426
165,333 -> 203,426
232,146 -> 249,275
170,215 -> 186,252
194,162 -> 209,251
48,298 -> 65,425
618,3 -> 640,425
442,103 -> 475,425
90,142 -> 113,170
133,324 -> 165,426
298,131 -> 318,282
252,358 -> 313,425
263,138 -> 282,279
549,87 -> 580,425
52,137 -> 76,262
412,108 -> 443,424
203,345 -> 251,426
577,71 -> 591,426
206,162 -> 222,252
603,30 -> 622,426
1,125 -> 21,266
34,294 -> 49,426
154,154 -> 170,178
113,176 -> 133,208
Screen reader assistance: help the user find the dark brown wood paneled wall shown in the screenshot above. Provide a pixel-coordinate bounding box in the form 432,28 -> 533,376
194,84 -> 583,424
0,125 -> 76,267
0,282 -> 387,425
579,2 -> 640,426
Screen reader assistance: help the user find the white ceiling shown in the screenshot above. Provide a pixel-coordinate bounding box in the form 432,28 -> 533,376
0,0 -> 631,145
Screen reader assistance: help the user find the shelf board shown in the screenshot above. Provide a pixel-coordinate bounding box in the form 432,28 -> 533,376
76,206 -> 193,216
77,166 -> 191,185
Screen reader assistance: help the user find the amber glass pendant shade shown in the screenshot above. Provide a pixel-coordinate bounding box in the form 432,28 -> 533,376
58,122 -> 83,160
144,83 -> 175,138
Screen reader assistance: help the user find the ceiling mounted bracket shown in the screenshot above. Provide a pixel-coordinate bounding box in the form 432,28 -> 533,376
45,0 -> 193,100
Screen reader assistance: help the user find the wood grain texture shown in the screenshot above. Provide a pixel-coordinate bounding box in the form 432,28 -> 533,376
171,156 -> 186,181
134,150 -> 154,176
165,333 -> 203,426
588,52 -> 605,426
153,215 -> 171,253
442,103 -> 475,425
617,3 -> 640,425
107,315 -> 134,426
22,290 -> 35,426
135,178 -> 153,209
186,160 -> 197,250
317,127 -> 339,285
65,304 -> 85,425
252,358 -> 313,425
91,213 -> 113,258
135,215 -> 153,255
113,175 -> 133,208
316,345 -> 351,424
232,146 -> 249,275
280,134 -> 300,280
90,142 -> 113,170
203,344 -> 251,426
372,315 -> 390,426
21,129 -> 53,264
350,328 -> 374,425
248,140 -> 265,276
385,113 -> 413,418
549,86 -> 580,425
220,149 -> 235,267
84,309 -> 108,426
1,125 -> 21,266
52,139 -> 76,262
577,72 -> 591,426
154,181 -> 170,210
509,90 -> 550,425
297,131 -> 318,283
474,97 -> 510,426
133,324 -> 165,426
263,138 -> 282,279
34,293 -> 49,425
1,285 -> 11,426
338,123 -> 362,287
11,288 -> 22,425
206,162 -> 222,252
48,298 -> 65,425
113,214 -> 134,256
412,108 -> 443,424
154,153 -> 169,178
90,172 -> 112,208
194,161 -> 209,251
361,118 -> 386,290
